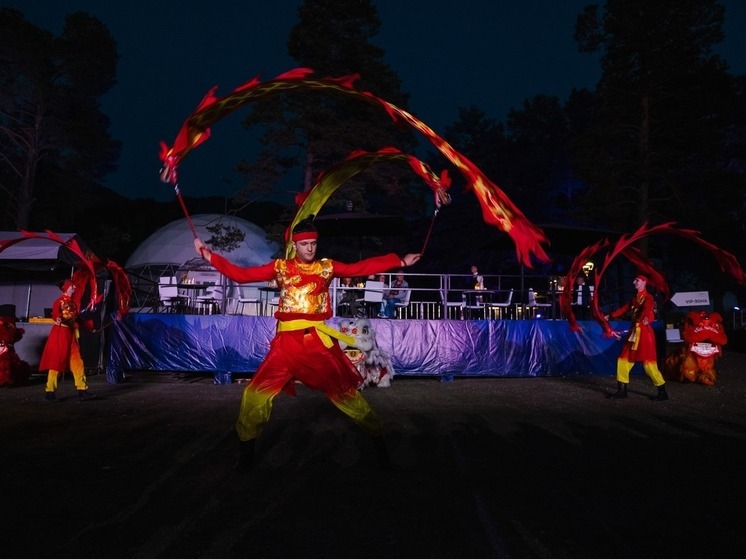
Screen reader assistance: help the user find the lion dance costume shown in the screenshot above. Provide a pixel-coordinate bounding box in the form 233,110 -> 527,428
664,311 -> 727,385
339,317 -> 395,388
0,316 -> 32,387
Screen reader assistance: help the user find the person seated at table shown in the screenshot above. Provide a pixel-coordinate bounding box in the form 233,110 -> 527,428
379,270 -> 408,319
337,277 -> 362,317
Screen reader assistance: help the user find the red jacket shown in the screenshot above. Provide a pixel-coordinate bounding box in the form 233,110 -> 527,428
611,290 -> 658,362
38,294 -> 80,372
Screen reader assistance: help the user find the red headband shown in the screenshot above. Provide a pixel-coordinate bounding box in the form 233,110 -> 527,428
292,231 -> 318,242
635,274 -> 648,283
62,279 -> 74,292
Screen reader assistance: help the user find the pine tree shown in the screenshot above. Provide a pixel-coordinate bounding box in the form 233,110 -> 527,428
235,0 -> 424,258
0,9 -> 120,229
572,0 -> 739,232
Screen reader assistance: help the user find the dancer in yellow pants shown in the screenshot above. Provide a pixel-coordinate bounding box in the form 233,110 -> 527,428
40,280 -> 96,402
605,274 -> 667,401
195,217 -> 421,470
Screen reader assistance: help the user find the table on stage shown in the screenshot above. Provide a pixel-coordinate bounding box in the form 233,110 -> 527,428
177,283 -> 210,313
460,289 -> 496,319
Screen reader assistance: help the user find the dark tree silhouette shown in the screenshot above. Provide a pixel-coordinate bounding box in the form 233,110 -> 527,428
0,9 -> 120,230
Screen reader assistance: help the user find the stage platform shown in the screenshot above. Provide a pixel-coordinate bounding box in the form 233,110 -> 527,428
105,314 -> 664,384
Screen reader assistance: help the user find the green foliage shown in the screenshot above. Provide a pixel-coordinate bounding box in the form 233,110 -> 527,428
204,223 -> 246,253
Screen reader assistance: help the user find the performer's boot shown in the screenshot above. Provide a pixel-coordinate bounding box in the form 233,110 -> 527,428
650,384 -> 668,401
606,382 -> 628,399
371,436 -> 391,471
77,390 -> 97,402
44,391 -> 57,402
235,439 -> 255,472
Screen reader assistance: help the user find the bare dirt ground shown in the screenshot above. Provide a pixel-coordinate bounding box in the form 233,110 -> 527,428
2,351 -> 746,559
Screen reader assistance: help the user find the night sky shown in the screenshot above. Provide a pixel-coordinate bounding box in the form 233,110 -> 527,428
6,1 -> 746,202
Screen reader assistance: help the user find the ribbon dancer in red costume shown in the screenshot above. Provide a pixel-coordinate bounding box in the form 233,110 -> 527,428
195,216 -> 420,471
41,280 -> 96,402
605,274 -> 668,401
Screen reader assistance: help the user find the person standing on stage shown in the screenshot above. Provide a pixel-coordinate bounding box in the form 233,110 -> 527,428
573,275 -> 592,320
194,216 -> 421,470
470,264 -> 485,290
604,273 -> 668,401
40,279 -> 96,402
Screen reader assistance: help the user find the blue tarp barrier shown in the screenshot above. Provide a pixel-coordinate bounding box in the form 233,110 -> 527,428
106,315 -> 659,384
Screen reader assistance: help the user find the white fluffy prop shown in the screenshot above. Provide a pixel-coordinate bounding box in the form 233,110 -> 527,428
338,317 -> 395,388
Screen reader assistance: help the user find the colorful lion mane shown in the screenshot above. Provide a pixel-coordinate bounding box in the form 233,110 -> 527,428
338,317 -> 395,388
664,311 -> 728,386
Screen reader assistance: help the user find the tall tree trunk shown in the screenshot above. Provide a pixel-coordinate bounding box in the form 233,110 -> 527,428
16,147 -> 37,230
638,93 -> 651,256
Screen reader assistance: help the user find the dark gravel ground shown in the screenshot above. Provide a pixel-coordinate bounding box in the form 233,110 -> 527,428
2,350 -> 746,559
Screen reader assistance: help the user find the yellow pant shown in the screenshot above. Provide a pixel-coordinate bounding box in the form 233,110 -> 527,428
236,385 -> 382,442
616,358 -> 665,387
45,343 -> 87,392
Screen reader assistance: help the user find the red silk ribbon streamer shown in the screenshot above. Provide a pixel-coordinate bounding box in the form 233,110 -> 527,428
560,221 -> 746,335
283,147 -> 451,258
159,68 -> 549,267
0,231 -> 131,318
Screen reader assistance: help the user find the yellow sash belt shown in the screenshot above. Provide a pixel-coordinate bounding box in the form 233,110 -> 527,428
277,319 -> 355,348
629,324 -> 641,350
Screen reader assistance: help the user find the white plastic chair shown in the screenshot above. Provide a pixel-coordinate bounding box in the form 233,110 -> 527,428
464,290 -> 487,319
157,282 -> 186,313
196,283 -> 222,314
234,285 -> 261,315
488,289 -> 514,319
441,290 -> 465,320
266,296 -> 280,315
527,288 -> 552,318
394,287 -> 412,318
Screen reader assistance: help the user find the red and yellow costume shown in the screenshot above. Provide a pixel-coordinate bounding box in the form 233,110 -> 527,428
39,287 -> 88,394
609,288 -> 665,387
210,251 -> 402,442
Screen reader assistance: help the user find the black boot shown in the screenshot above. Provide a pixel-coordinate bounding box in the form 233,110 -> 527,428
44,391 -> 57,402
78,390 -> 97,402
606,382 -> 628,399
650,385 -> 668,401
235,439 -> 256,472
371,436 -> 391,471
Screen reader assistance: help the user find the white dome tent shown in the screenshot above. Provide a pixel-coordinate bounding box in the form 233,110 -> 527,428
126,214 -> 278,313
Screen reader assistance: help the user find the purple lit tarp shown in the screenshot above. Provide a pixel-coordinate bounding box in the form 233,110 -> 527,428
105,315 -> 644,384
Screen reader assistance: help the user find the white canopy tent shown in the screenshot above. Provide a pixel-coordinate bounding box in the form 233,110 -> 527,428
125,214 -> 278,313
0,232 -> 104,369
0,232 -> 92,319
